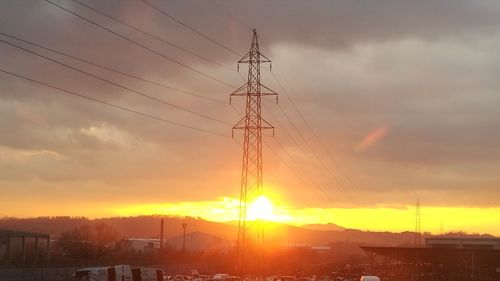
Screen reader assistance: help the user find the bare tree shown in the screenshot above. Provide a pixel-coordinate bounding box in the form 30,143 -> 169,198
57,222 -> 119,261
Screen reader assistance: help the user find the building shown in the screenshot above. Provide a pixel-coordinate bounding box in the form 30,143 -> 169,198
117,238 -> 161,255
117,232 -> 232,255
426,237 -> 500,250
0,229 -> 50,264
361,237 -> 500,281
165,231 -> 231,252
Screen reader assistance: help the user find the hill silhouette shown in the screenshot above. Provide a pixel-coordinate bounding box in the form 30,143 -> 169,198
301,223 -> 346,232
0,216 -> 493,247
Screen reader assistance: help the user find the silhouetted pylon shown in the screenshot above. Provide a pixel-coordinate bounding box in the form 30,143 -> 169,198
230,29 -> 277,276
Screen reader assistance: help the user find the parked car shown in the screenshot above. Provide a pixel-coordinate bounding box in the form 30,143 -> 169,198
70,265 -> 165,281
360,276 -> 380,281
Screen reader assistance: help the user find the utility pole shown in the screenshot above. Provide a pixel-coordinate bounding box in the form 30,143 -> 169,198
415,199 -> 421,246
160,218 -> 164,251
181,223 -> 187,252
230,29 -> 277,276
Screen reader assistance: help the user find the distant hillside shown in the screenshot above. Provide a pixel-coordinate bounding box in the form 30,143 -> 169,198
97,216 -> 235,240
0,216 -> 90,236
0,216 -> 235,239
165,231 -> 232,251
301,223 -> 346,232
0,216 -> 493,247
257,222 -> 417,246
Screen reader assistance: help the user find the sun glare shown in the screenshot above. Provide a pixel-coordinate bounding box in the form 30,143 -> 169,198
248,195 -> 275,221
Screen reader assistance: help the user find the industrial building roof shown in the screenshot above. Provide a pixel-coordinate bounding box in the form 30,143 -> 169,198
0,229 -> 50,238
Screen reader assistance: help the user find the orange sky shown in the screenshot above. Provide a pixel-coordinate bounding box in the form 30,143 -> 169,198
110,197 -> 500,235
1,0 -> 500,237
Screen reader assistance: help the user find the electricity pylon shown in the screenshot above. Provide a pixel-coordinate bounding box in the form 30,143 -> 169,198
415,199 -> 421,246
230,29 -> 277,276
414,199 -> 422,281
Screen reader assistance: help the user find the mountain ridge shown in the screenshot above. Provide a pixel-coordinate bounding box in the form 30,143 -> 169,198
0,216 -> 493,246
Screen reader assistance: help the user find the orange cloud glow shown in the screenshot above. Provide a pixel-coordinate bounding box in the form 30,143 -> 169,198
112,197 -> 500,236
355,126 -> 389,152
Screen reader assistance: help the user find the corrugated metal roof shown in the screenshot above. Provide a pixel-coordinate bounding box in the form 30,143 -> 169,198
0,229 -> 50,238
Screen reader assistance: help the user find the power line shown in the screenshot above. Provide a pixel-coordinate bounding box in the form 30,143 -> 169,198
0,68 -> 230,138
233,138 -> 315,210
262,102 -> 311,162
287,92 -> 372,203
197,3 -> 366,205
261,26 -> 375,204
262,141 -> 335,209
201,4 -> 370,205
141,0 -> 242,57
0,31 -> 227,104
262,35 -> 376,205
262,102 -> 342,207
276,102 -> 360,204
271,72 -> 373,205
272,112 -> 351,206
271,139 -> 340,208
69,0 -> 235,72
44,0 -> 237,89
0,37 -> 232,126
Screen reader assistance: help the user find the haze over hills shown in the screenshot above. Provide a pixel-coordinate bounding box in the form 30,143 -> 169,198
0,216 -> 234,240
166,231 -> 232,251
0,216 -> 494,247
301,223 -> 346,232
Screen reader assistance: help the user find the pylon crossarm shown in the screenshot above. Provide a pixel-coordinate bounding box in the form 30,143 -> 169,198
231,92 -> 277,97
232,116 -> 247,129
261,84 -> 278,103
230,83 -> 249,96
238,52 -> 251,64
230,82 -> 278,97
260,117 -> 274,130
257,52 -> 272,63
261,83 -> 278,95
234,126 -> 273,130
238,52 -> 272,64
259,93 -> 278,98
238,58 -> 272,64
261,83 -> 277,93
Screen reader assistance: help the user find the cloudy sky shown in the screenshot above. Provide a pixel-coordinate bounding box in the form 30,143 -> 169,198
1,0 -> 499,234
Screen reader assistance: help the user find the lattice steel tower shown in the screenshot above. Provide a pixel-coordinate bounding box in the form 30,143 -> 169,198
230,29 -> 277,275
415,199 -> 421,246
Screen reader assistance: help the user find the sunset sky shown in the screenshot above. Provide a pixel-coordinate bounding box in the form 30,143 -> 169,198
1,0 -> 500,235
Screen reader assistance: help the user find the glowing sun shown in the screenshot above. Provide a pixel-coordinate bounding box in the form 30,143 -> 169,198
248,195 -> 275,221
